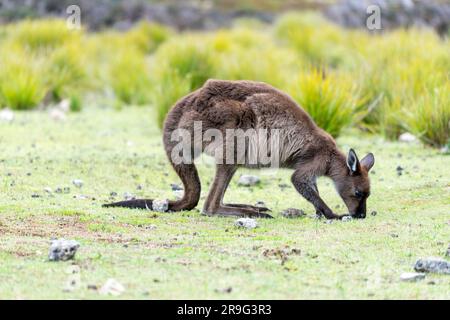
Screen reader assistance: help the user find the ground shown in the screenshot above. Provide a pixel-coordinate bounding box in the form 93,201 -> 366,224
0,107 -> 448,299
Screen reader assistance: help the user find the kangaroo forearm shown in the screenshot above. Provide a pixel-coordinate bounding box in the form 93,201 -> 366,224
291,174 -> 337,219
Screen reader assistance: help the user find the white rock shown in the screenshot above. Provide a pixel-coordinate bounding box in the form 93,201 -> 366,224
57,99 -> 71,113
237,175 -> 260,186
414,257 -> 450,274
0,108 -> 14,122
48,239 -> 80,261
152,199 -> 169,212
342,216 -> 353,222
44,187 -> 53,193
49,108 -> 66,121
398,132 -> 417,143
123,192 -> 135,200
72,179 -> 83,188
235,218 -> 258,229
400,272 -> 426,282
99,278 -> 125,296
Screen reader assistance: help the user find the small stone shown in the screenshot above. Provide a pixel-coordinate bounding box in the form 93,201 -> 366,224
0,108 -> 14,122
72,179 -> 83,188
49,108 -> 66,121
281,208 -> 306,219
152,199 -> 169,212
55,187 -> 63,194
170,183 -> 183,191
371,210 -> 377,216
99,278 -> 125,296
57,99 -> 71,113
255,200 -> 266,207
234,218 -> 258,229
342,216 -> 353,222
63,274 -> 81,292
48,238 -> 80,261
396,166 -> 404,171
110,191 -> 118,197
414,257 -> 450,274
74,194 -> 88,200
123,192 -> 135,200
63,187 -> 71,194
31,194 -> 40,198
400,272 -> 425,282
44,187 -> 52,194
237,175 -> 260,186
398,132 -> 417,143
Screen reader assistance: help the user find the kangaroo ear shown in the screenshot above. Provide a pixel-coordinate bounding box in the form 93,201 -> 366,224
360,153 -> 375,171
346,149 -> 360,174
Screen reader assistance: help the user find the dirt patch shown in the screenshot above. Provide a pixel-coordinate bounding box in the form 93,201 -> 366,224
262,246 -> 301,265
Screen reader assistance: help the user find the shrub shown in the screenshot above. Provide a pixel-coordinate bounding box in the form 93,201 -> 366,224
274,12 -> 358,69
109,48 -> 152,106
403,83 -> 450,147
0,46 -> 46,110
45,41 -> 86,101
152,70 -> 191,128
211,28 -> 300,88
7,19 -> 80,51
124,21 -> 172,54
288,69 -> 362,138
154,36 -> 216,91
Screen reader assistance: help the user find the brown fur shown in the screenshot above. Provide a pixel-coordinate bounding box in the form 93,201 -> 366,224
104,80 -> 375,219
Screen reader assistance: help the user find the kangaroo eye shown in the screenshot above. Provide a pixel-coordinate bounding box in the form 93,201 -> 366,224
355,190 -> 363,198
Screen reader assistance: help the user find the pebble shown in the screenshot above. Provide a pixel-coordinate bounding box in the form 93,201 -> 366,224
281,208 -> 306,219
400,272 -> 426,282
99,278 -> 125,296
342,216 -> 353,222
237,175 -> 260,186
123,192 -> 135,200
235,218 -> 258,229
48,239 -> 80,261
414,257 -> 450,274
170,183 -> 183,191
371,210 -> 377,216
44,187 -> 53,194
72,179 -> 83,188
0,108 -> 14,122
398,132 -> 417,143
152,199 -> 169,212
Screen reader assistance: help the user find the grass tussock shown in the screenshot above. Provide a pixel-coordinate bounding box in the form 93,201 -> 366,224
0,15 -> 448,146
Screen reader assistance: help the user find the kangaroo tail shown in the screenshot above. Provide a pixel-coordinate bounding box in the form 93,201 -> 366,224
103,93 -> 201,211
102,162 -> 200,211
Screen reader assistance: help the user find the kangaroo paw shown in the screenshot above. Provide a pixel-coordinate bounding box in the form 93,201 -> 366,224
205,205 -> 274,219
225,203 -> 272,213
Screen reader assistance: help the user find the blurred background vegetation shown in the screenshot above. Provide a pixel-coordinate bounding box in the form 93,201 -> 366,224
0,0 -> 448,147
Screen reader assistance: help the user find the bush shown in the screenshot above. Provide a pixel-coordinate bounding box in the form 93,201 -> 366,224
7,19 -> 80,51
403,83 -> 450,147
123,21 -> 172,54
109,48 -> 152,106
288,69 -> 362,138
45,41 -> 86,101
0,46 -> 46,110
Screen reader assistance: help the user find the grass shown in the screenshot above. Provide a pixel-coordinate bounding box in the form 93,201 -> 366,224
0,107 -> 448,299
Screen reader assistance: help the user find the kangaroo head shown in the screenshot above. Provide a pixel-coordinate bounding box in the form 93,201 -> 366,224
335,149 -> 375,219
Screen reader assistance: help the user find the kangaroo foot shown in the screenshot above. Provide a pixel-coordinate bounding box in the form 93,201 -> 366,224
204,205 -> 273,218
225,203 -> 271,213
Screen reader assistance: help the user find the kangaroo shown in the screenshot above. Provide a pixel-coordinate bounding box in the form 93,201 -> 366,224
104,79 -> 375,219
